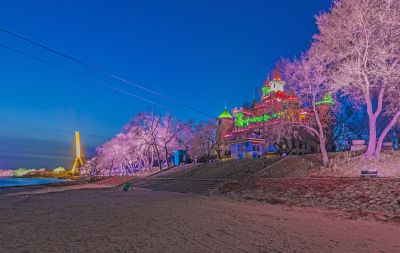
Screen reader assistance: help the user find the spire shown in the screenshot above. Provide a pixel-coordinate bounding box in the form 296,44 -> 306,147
264,74 -> 271,86
273,66 -> 282,81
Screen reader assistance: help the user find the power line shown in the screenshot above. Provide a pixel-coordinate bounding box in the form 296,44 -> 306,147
0,27 -> 214,118
0,43 -> 172,111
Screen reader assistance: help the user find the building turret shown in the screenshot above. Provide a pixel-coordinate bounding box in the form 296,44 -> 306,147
269,66 -> 285,92
217,105 -> 233,134
218,106 -> 233,119
217,105 -> 233,158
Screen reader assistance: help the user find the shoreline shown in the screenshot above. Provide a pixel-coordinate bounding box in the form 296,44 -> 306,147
0,178 -> 79,194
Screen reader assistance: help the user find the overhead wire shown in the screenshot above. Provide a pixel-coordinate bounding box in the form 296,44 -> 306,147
0,27 -> 214,118
0,42 -> 172,111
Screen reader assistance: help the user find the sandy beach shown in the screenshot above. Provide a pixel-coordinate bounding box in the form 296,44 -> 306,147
0,187 -> 399,253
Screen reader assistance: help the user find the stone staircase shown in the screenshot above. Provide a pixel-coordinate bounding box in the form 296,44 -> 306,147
131,158 -> 285,195
133,178 -> 226,195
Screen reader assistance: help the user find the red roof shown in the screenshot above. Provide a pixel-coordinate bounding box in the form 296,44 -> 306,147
275,91 -> 298,100
273,66 -> 282,81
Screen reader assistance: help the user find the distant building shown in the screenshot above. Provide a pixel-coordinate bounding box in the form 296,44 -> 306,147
173,150 -> 188,166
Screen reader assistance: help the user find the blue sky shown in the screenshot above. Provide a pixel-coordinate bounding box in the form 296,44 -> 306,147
0,0 -> 331,169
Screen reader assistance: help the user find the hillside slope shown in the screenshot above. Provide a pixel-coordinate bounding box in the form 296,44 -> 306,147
255,154 -> 321,178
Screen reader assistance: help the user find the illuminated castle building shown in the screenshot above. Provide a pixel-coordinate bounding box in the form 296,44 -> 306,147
217,67 -> 318,159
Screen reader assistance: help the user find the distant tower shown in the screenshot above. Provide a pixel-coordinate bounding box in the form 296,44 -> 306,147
72,131 -> 84,174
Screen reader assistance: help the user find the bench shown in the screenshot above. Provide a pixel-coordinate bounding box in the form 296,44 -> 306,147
361,169 -> 378,178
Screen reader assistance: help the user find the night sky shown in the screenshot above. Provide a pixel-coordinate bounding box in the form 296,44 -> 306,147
0,0 -> 331,169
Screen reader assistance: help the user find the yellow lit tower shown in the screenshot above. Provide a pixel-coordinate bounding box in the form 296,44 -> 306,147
72,131 -> 84,174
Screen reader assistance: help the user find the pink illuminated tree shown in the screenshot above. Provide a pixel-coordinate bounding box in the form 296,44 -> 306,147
187,120 -> 218,161
314,0 -> 400,158
131,112 -> 165,170
159,114 -> 187,167
82,112 -> 192,176
285,44 -> 334,166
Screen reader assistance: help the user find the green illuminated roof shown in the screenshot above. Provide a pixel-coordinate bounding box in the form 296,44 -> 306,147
219,108 -> 232,119
262,86 -> 271,96
316,95 -> 335,106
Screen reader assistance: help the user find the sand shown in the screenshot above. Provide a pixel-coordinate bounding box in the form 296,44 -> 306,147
1,187 -> 400,253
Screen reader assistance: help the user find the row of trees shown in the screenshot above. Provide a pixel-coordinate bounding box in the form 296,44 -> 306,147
82,113 -> 221,176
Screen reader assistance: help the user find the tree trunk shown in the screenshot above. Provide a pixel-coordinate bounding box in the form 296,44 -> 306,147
313,102 -> 329,167
216,143 -> 222,159
365,88 -> 384,158
375,111 -> 400,158
109,158 -> 114,176
319,135 -> 329,167
154,147 -> 162,171
164,147 -> 169,169
365,114 -> 377,157
316,121 -> 329,167
150,149 -> 154,170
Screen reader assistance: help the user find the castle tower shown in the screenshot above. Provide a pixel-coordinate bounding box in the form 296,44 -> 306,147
269,66 -> 285,92
217,105 -> 233,132
72,131 -> 84,174
217,105 -> 233,157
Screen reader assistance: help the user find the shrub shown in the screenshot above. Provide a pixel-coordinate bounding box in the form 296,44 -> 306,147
12,168 -> 32,177
53,167 -> 66,174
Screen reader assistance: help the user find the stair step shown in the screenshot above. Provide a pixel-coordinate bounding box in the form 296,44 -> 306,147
133,178 -> 222,195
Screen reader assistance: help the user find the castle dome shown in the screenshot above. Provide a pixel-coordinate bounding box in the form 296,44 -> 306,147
218,107 -> 232,119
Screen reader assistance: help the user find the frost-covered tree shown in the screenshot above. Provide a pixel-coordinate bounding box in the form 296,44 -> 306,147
260,123 -> 310,155
315,0 -> 400,158
130,112 -> 164,170
187,120 -> 218,161
159,114 -> 187,166
82,112 -> 191,176
285,45 -> 334,166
